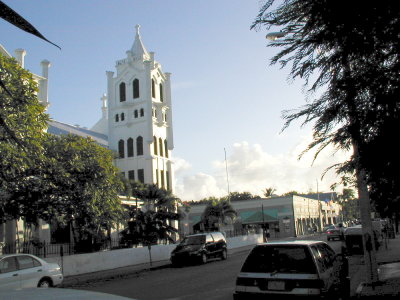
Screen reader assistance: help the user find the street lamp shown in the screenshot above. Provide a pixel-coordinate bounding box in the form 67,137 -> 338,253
266,31 -> 286,41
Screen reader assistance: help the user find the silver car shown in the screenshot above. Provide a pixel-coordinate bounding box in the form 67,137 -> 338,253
234,241 -> 347,299
0,254 -> 63,291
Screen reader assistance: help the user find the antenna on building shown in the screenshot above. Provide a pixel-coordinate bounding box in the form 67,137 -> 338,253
224,148 -> 230,201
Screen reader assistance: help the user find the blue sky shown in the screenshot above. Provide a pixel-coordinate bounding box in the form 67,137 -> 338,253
1,0 -> 347,200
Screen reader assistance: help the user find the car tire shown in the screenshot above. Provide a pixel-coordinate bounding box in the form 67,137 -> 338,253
38,278 -> 52,288
221,249 -> 228,260
201,253 -> 207,264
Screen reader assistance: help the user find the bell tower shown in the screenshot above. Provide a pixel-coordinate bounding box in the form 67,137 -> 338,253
106,25 -> 174,192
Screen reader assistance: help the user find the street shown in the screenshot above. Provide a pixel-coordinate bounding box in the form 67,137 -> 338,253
73,238 -> 347,300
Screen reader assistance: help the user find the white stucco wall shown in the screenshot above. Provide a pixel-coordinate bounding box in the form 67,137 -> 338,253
45,234 -> 263,277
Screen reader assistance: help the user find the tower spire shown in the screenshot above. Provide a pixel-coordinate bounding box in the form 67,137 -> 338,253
131,24 -> 149,61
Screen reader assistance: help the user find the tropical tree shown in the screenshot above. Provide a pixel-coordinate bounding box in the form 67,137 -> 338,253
338,188 -> 359,221
201,200 -> 237,231
123,209 -> 178,266
228,192 -> 260,202
0,53 -> 49,225
121,182 -> 180,265
38,134 -> 125,250
263,187 -> 276,198
252,0 -> 400,284
282,191 -> 300,197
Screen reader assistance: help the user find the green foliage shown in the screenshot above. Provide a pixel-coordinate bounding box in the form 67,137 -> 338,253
121,182 -> 181,248
282,191 -> 300,197
40,134 -> 125,240
262,187 -> 276,198
338,188 -> 360,221
228,191 -> 261,201
0,53 -> 49,223
201,200 -> 237,231
253,1 -> 400,217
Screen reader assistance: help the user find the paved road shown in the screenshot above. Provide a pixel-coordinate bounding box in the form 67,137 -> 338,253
74,238 -> 346,300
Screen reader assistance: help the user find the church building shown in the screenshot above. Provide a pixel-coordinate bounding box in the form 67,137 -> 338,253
50,25 -> 175,192
91,25 -> 174,192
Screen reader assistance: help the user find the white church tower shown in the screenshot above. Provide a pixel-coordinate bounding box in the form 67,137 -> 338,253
106,25 -> 175,192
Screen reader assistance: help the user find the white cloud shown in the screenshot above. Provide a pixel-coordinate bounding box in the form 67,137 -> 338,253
174,135 -> 351,201
173,156 -> 192,175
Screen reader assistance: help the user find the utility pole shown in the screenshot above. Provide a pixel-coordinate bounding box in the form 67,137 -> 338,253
224,148 -> 230,201
317,179 -> 323,232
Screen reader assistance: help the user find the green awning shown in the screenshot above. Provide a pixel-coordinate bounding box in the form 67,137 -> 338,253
241,210 -> 278,224
191,215 -> 201,224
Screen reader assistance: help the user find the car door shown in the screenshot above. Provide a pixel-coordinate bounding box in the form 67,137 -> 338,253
205,234 -> 215,256
0,256 -> 20,291
16,255 -> 43,289
211,233 -> 222,253
315,244 -> 337,291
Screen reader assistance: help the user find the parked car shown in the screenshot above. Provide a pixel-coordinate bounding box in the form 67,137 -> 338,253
326,224 -> 345,241
170,232 -> 227,265
0,254 -> 63,291
323,224 -> 335,233
233,240 -> 348,299
344,225 -> 381,255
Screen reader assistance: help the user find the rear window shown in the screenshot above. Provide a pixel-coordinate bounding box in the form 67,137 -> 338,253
241,245 -> 317,274
211,232 -> 225,242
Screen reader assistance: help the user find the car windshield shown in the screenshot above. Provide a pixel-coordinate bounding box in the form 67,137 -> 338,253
241,245 -> 317,274
180,235 -> 205,245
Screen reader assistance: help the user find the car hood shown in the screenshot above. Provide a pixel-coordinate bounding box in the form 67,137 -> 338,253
0,288 -> 136,300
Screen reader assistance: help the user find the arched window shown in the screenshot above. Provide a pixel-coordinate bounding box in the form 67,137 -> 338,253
115,114 -> 119,122
121,113 -> 125,121
134,110 -> 138,118
159,138 -> 163,157
161,170 -> 165,189
153,136 -> 158,155
164,140 -> 168,158
136,136 -> 143,156
151,79 -> 155,98
159,83 -> 164,102
119,82 -> 126,102
138,169 -> 144,183
133,79 -> 140,99
118,139 -> 125,158
140,108 -> 144,117
127,138 -> 134,157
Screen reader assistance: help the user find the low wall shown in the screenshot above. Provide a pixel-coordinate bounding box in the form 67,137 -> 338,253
46,234 -> 263,277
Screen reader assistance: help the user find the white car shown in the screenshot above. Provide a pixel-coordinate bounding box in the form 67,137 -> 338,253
0,254 -> 63,291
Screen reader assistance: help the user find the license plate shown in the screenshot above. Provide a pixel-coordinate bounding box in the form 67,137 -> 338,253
268,281 -> 285,290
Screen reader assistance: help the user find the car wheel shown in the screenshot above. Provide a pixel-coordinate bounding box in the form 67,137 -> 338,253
38,278 -> 52,288
201,253 -> 207,264
221,249 -> 227,260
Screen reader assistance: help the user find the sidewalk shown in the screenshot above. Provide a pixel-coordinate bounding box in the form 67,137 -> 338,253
353,233 -> 400,298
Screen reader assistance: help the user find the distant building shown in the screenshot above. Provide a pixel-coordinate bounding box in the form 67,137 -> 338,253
184,194 -> 342,237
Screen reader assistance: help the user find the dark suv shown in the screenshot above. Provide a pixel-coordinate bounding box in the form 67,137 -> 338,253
170,232 -> 227,265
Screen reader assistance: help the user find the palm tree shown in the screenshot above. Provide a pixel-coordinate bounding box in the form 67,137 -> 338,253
201,200 -> 237,231
263,188 -> 276,198
122,182 -> 181,266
